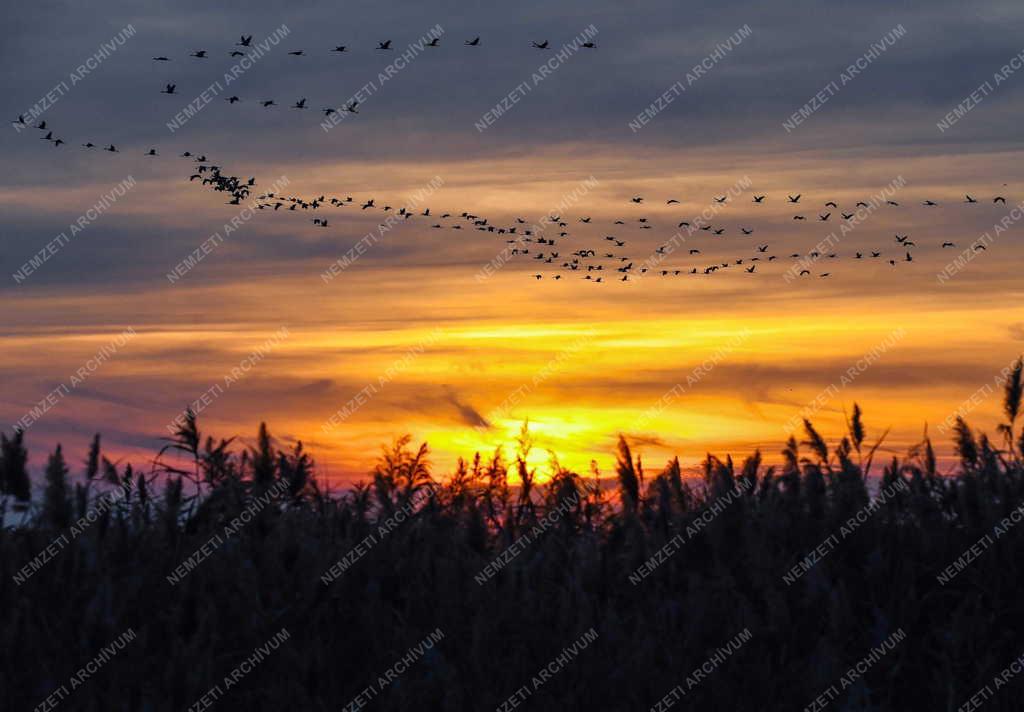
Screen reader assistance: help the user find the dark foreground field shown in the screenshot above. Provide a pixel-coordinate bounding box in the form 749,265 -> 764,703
4,395 -> 1024,711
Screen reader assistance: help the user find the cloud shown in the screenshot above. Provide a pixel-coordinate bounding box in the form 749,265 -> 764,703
443,386 -> 491,429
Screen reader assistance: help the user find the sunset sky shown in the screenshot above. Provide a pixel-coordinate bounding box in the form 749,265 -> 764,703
4,0 -> 1024,483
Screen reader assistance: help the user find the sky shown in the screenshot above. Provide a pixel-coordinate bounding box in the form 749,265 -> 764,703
3,0 -> 1024,483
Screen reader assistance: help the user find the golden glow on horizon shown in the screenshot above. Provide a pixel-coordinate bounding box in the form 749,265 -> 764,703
4,148 -> 1024,482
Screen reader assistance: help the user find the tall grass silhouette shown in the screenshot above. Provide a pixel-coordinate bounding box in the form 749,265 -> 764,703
4,368 -> 1024,710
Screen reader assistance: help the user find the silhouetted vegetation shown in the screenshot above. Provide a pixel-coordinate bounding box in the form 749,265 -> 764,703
5,378 -> 1024,710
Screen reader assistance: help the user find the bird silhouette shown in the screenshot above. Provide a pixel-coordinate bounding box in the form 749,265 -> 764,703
161,83 -> 176,94
532,41 -> 550,49
465,37 -> 481,46
377,40 -> 392,50
190,50 -> 207,58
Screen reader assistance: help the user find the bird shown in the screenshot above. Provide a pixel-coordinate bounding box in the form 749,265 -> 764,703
82,142 -> 95,148
667,199 -> 680,204
788,194 -> 801,203
753,195 -> 766,203
582,42 -> 596,48
532,41 -> 550,49
465,37 -> 481,46
288,50 -> 305,56
741,228 -> 753,235
190,50 -> 207,58
825,201 -> 838,208
230,51 -> 244,57
237,35 -> 253,47
631,197 -> 643,203
942,242 -> 955,248
332,45 -> 348,53
746,265 -> 756,273
53,138 -> 64,147
923,200 -> 938,206
226,96 -> 240,104
377,41 -> 392,50
146,148 -> 158,156
161,83 -> 176,94
262,100 -> 276,107
819,213 -> 831,221
994,196 -> 1007,204
965,194 -> 978,203
293,98 -> 307,109
714,196 -> 727,203
426,38 -> 440,47
105,144 -> 118,152
152,56 -> 170,61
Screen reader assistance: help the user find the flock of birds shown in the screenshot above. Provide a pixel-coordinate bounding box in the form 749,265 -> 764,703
12,111 -> 1013,283
148,34 -> 592,59
11,31 -> 1014,285
144,34 -> 595,117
